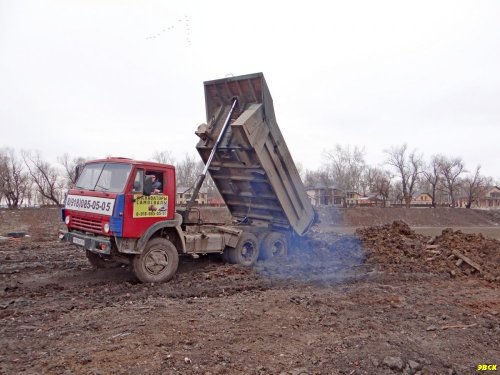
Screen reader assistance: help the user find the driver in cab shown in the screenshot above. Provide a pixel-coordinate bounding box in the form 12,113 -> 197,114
150,175 -> 162,194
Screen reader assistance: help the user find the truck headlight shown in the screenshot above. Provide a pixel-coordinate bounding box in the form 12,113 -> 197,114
65,215 -> 71,225
103,223 -> 110,233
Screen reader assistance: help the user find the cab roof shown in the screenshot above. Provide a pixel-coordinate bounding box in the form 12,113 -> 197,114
85,157 -> 175,170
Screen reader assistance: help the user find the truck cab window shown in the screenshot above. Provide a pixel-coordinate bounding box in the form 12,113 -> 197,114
132,170 -> 144,193
76,162 -> 131,193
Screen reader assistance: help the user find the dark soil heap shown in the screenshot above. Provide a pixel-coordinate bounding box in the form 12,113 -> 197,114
433,229 -> 500,280
356,220 -> 500,281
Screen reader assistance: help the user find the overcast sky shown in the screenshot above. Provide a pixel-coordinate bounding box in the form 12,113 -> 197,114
1,0 -> 499,180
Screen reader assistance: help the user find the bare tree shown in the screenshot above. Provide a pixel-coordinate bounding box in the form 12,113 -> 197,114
422,155 -> 441,207
174,153 -> 221,203
462,165 -> 490,208
370,168 -> 393,207
58,153 -> 87,187
360,168 -> 373,196
391,180 -> 404,206
361,166 -> 393,206
20,182 -> 37,206
0,148 -> 29,208
151,150 -> 176,165
176,153 -> 204,187
385,144 -> 423,208
303,168 -> 331,188
361,166 -> 386,196
23,151 -> 64,206
437,156 -> 465,207
324,144 -> 366,196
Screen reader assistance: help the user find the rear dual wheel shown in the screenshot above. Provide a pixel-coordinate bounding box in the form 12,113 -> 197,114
259,232 -> 288,260
225,233 -> 260,267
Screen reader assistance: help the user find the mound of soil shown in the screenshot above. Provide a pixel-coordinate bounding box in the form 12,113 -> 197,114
433,229 -> 500,280
356,221 -> 500,281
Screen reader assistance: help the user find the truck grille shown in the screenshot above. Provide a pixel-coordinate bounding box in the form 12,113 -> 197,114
71,216 -> 101,232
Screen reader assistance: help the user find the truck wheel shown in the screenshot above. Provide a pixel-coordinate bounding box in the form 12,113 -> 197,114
260,232 -> 288,260
132,238 -> 179,283
227,233 -> 259,266
86,250 -> 120,269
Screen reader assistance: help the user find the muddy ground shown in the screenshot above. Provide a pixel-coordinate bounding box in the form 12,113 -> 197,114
0,207 -> 499,375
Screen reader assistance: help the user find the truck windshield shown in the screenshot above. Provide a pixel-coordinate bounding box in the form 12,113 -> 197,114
75,163 -> 132,193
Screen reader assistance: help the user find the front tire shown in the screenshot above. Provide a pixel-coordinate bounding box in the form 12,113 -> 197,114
132,238 -> 179,283
226,233 -> 259,266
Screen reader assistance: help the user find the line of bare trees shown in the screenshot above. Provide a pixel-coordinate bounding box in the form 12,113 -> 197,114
0,149 -> 83,209
1,145 -> 496,209
0,148 -> 219,209
303,143 -> 496,208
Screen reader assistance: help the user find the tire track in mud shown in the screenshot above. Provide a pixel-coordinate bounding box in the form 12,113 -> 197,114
1,231 -> 375,307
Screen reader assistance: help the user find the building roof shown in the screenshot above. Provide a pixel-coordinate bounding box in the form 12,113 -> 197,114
412,191 -> 432,198
365,192 -> 383,200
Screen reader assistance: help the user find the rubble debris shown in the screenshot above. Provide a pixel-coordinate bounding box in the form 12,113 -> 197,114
451,250 -> 482,273
356,221 -> 500,281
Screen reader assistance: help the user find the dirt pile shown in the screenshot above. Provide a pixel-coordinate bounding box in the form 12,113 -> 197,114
356,221 -> 500,281
432,229 -> 500,280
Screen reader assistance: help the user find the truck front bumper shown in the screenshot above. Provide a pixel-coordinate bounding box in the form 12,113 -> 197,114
58,230 -> 112,255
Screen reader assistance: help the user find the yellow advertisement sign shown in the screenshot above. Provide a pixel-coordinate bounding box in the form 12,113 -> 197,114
133,195 -> 168,218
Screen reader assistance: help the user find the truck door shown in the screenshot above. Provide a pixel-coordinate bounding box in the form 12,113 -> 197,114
122,168 -> 171,239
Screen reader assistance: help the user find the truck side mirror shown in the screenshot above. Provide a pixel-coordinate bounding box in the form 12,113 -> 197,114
144,176 -> 153,196
75,164 -> 84,182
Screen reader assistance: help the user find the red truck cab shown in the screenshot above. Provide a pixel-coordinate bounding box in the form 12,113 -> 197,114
59,157 -> 181,281
62,157 -> 176,238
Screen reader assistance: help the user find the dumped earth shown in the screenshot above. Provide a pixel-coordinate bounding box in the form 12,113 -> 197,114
356,220 -> 500,282
1,207 -> 499,374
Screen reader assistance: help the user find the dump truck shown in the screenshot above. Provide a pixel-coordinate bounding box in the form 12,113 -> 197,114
59,72 -> 314,283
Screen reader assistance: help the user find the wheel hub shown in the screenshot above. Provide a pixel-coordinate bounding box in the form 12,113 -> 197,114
145,249 -> 169,275
271,240 -> 284,256
241,242 -> 256,260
